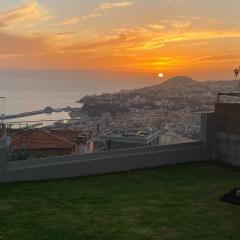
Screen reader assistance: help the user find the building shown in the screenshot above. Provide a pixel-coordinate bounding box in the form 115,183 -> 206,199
10,128 -> 94,157
159,132 -> 196,145
11,129 -> 76,156
50,129 -> 93,154
101,128 -> 161,150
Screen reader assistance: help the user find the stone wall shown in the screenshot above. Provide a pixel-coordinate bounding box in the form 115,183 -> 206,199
215,103 -> 240,166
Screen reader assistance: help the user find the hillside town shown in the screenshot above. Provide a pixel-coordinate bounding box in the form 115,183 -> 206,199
78,76 -> 240,116
3,76 -> 240,160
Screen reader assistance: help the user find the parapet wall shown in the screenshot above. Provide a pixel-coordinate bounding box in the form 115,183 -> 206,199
0,113 -> 215,183
215,103 -> 240,166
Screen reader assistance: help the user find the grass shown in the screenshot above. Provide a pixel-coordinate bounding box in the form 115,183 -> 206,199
0,162 -> 240,240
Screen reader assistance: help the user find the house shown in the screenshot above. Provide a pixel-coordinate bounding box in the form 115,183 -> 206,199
11,129 -> 75,156
50,129 -> 93,153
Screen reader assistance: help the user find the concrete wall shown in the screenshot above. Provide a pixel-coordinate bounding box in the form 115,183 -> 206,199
0,113 -> 215,183
0,146 -> 6,179
215,103 -> 240,166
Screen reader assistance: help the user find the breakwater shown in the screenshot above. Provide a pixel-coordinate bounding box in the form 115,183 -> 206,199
3,107 -> 69,120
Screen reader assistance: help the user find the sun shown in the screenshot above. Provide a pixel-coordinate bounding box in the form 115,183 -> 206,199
158,73 -> 164,78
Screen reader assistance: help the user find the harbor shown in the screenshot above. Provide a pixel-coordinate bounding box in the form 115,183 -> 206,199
3,106 -> 70,120
2,108 -> 71,129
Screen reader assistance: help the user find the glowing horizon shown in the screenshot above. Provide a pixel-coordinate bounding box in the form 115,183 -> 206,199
0,0 -> 240,80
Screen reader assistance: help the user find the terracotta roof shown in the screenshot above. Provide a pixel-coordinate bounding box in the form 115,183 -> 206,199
50,129 -> 82,143
11,129 -> 75,150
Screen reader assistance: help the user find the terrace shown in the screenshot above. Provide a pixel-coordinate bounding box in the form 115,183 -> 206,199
0,162 -> 239,240
0,103 -> 239,239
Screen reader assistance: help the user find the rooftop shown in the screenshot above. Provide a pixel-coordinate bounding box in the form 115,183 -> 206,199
102,127 -> 160,143
11,129 -> 75,150
0,162 -> 239,240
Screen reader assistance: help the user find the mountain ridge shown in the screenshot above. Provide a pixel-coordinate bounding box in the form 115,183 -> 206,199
161,76 -> 196,85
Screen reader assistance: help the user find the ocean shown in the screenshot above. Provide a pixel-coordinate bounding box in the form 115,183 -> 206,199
0,71 -> 158,121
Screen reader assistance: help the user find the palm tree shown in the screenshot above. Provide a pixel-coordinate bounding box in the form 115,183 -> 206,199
234,66 -> 240,78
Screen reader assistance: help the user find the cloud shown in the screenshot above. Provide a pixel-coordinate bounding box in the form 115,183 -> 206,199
194,54 -> 240,64
58,13 -> 102,26
57,1 -> 133,26
59,17 -> 81,26
58,17 -> 240,55
82,13 -> 102,20
148,24 -> 166,31
0,2 -> 239,74
72,17 -> 232,51
45,15 -> 240,73
0,53 -> 26,59
165,0 -> 186,4
99,2 -> 133,10
0,0 -> 51,29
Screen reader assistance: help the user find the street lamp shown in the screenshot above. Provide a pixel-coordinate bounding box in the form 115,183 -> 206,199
0,97 -> 6,140
234,66 -> 240,79
234,66 -> 240,90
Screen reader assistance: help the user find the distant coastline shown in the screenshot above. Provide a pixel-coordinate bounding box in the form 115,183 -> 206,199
0,76 -> 158,115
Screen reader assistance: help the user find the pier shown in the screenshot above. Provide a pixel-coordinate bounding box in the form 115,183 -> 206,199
3,107 -> 69,120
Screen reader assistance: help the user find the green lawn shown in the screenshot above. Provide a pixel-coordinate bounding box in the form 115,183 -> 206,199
0,162 -> 240,240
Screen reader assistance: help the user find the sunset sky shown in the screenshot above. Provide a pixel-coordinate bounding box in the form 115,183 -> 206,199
0,0 -> 240,80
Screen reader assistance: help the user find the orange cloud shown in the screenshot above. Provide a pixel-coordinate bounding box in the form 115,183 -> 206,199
99,2 -> 133,9
56,13 -> 102,26
0,0 -> 50,29
0,1 -> 239,79
57,1 -> 133,26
